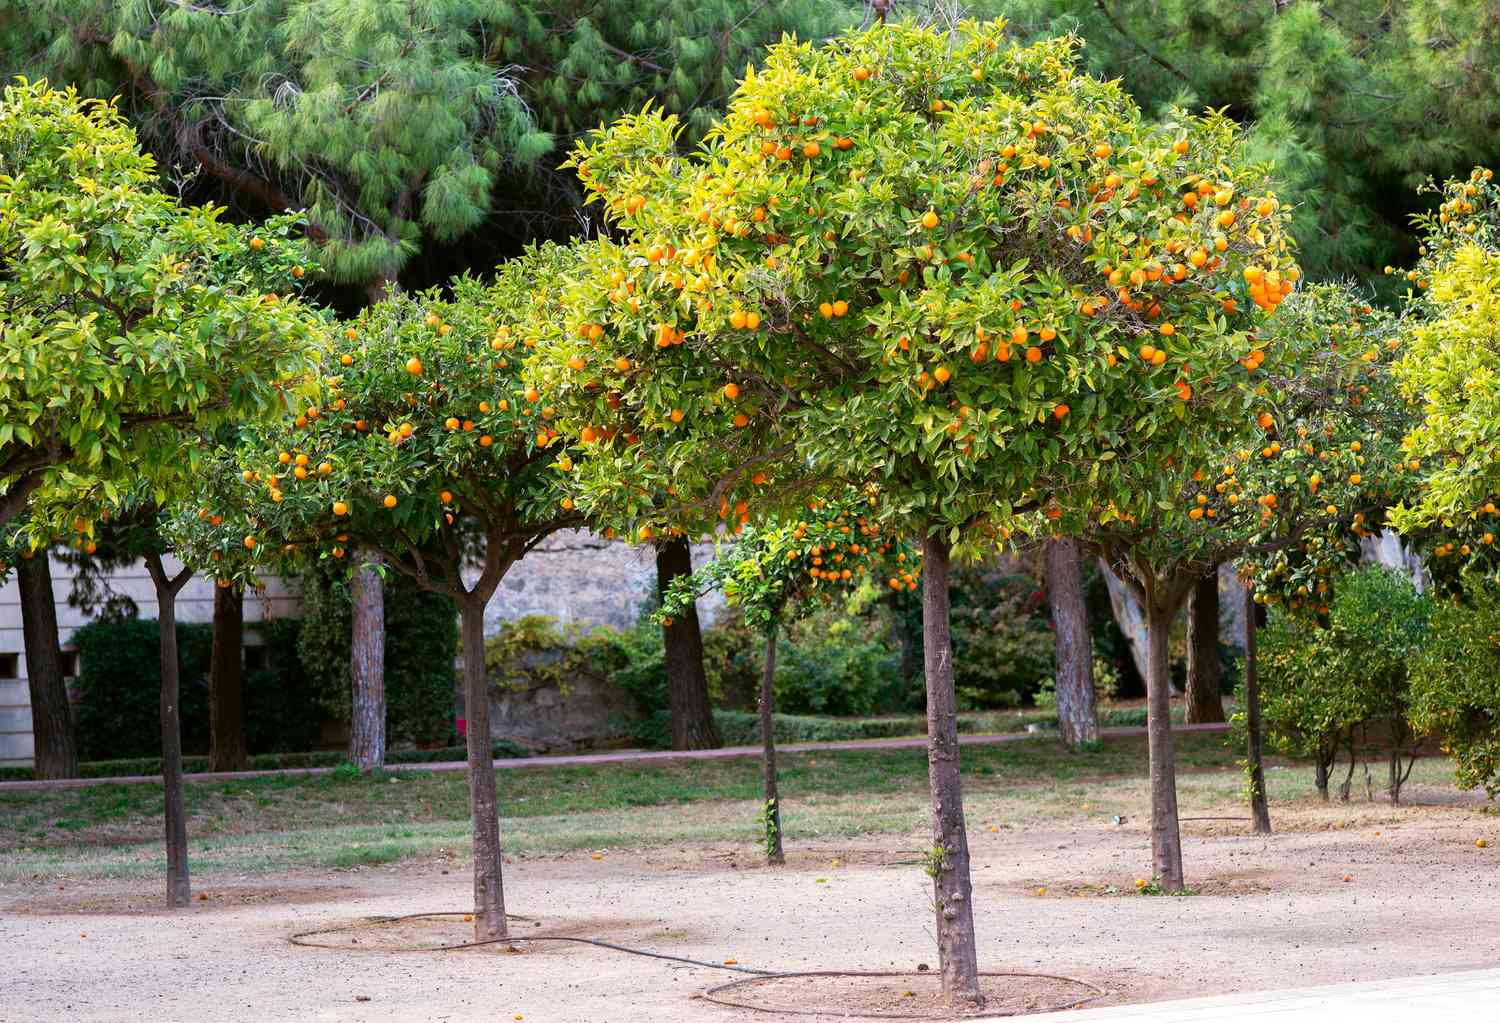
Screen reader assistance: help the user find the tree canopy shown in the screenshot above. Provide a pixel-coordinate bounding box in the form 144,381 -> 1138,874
0,78 -> 323,533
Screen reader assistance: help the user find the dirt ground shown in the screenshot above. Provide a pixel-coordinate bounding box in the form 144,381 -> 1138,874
3,781 -> 1498,1023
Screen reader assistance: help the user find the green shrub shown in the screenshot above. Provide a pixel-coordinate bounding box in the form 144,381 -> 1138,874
1409,574 -> 1500,796
1257,566 -> 1430,801
948,564 -> 1056,709
243,618 -> 321,754
72,618 -> 215,760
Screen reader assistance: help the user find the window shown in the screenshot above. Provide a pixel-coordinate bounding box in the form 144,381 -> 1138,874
0,653 -> 17,679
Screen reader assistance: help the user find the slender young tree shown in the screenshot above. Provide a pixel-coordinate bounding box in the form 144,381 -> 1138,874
662,495 -> 917,863
0,81 -> 322,902
241,261 -> 587,941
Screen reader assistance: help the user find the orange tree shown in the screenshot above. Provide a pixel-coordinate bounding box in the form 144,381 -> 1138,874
236,257 -> 584,942
1075,284 -> 1413,852
660,493 -> 917,864
531,19 -> 1298,1003
1387,166 -> 1500,795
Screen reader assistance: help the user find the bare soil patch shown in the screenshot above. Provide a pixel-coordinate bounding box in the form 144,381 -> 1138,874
703,972 -> 1101,1019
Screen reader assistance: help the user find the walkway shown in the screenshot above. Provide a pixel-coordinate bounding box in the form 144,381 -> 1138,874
0,722 -> 1229,792
1013,968 -> 1500,1023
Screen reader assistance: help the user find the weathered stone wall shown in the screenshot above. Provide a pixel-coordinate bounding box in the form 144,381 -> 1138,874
482,530 -> 724,634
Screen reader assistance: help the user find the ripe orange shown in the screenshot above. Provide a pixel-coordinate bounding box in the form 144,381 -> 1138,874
383,495 -> 398,509
852,67 -> 870,82
340,354 -> 353,367
1159,323 -> 1175,336
567,354 -> 586,371
921,210 -> 940,229
243,536 -> 257,550
1093,143 -> 1111,159
723,382 -> 741,400
803,141 -> 821,159
405,357 -> 423,375
934,366 -> 951,383
1053,404 -> 1069,420
832,300 -> 848,317
248,237 -> 264,251
1025,346 -> 1042,363
332,501 -> 348,517
445,417 -> 460,430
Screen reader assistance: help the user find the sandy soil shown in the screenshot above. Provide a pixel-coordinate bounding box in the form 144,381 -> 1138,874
2,783 -> 1498,1023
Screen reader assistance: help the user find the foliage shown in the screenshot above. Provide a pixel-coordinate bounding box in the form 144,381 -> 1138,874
1257,565 -> 1430,780
296,565 -> 457,745
71,618 -> 214,760
994,0 -> 1500,284
243,618 -> 323,755
19,1 -> 548,289
1390,168 -> 1500,563
774,607 -> 906,715
948,562 -> 1056,709
235,260 -> 583,605
484,614 -> 598,695
1409,574 -> 1500,797
544,19 -> 1300,552
0,79 -> 323,537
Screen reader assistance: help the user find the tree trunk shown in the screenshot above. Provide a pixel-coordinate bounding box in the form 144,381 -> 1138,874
17,553 -> 77,779
656,539 -> 721,750
1099,558 -> 1151,685
921,535 -> 984,1008
1045,538 -> 1098,747
1242,584 -> 1272,834
760,626 -> 785,865
208,585 -> 247,773
459,597 -> 506,941
144,554 -> 191,908
1143,597 -> 1185,892
349,550 -> 385,771
1185,571 -> 1225,724
1314,751 -> 1330,802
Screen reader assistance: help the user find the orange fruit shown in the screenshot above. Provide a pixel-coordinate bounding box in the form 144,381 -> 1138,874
383,495 -> 398,509
921,210 -> 940,229
332,501 -> 348,517
405,357 -> 423,375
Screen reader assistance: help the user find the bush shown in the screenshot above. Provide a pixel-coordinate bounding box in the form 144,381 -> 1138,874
1257,566 -> 1430,802
243,618 -> 322,754
774,604 -> 906,716
948,564 -> 1056,709
1409,574 -> 1500,797
72,618 -> 215,760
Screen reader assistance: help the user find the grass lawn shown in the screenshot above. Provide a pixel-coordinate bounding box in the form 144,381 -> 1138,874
0,731 -> 1407,882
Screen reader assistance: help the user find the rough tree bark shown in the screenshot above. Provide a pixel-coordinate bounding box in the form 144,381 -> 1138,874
656,538 -> 721,750
1099,558 -> 1151,684
349,550 -> 386,771
759,625 -> 785,865
1185,571 -> 1225,724
208,584 -> 247,773
921,535 -> 984,1008
1143,593 -> 1186,892
143,552 -> 194,907
17,553 -> 77,780
458,595 -> 506,940
1045,538 -> 1098,747
1242,583 -> 1272,833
